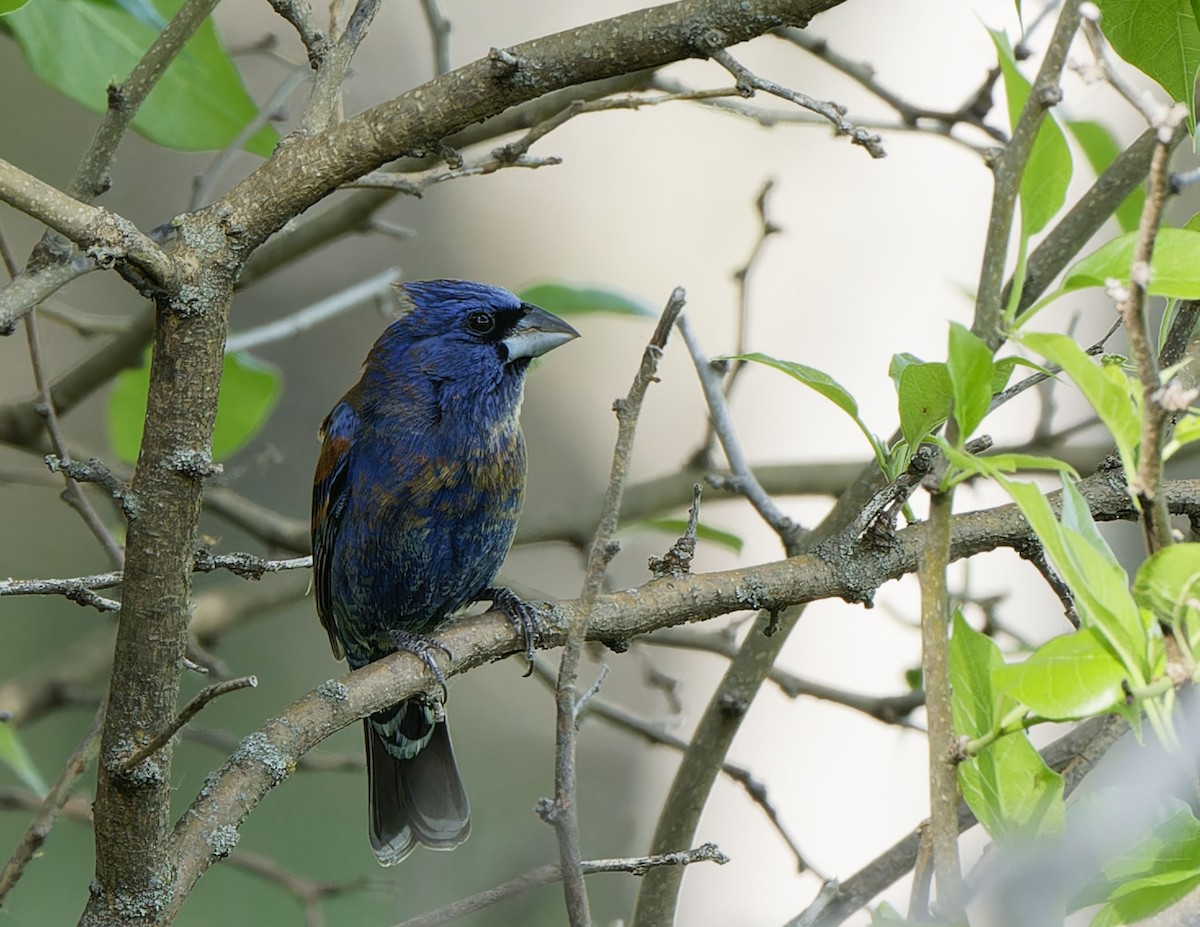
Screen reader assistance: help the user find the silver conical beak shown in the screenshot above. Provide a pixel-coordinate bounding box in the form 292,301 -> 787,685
503,304 -> 580,362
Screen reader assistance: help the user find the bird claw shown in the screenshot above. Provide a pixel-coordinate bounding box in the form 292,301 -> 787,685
385,630 -> 452,701
480,586 -> 541,676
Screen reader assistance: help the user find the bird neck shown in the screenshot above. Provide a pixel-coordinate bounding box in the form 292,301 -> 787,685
357,362 -> 526,436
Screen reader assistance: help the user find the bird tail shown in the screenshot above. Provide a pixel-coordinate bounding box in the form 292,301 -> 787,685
365,710 -> 471,866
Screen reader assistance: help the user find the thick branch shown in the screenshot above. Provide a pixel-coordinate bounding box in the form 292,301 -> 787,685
81,224 -> 237,926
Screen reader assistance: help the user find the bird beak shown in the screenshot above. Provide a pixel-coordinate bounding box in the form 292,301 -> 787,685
503,304 -> 580,362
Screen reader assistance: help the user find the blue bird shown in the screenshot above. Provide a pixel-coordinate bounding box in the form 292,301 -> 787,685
311,279 -> 578,865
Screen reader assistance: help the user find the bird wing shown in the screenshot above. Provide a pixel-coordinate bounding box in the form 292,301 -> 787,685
312,391 -> 360,660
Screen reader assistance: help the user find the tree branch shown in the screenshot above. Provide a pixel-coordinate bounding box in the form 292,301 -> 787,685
392,844 -> 727,927
974,0 -> 1081,347
1116,103 -> 1189,552
0,160 -> 175,333
217,0 -> 853,256
549,289 -> 686,925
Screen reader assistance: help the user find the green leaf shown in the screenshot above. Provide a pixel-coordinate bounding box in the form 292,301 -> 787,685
0,0 -> 32,13
1070,791 -> 1200,923
6,0 -> 277,154
108,351 -> 282,464
1061,229 -> 1200,299
989,28 -> 1073,235
1020,332 -> 1140,478
1165,410 -> 1200,459
994,629 -> 1127,720
897,362 -> 951,452
634,518 -> 744,554
888,352 -> 925,390
732,352 -> 889,471
947,322 -> 994,442
1134,544 -> 1200,649
950,612 -> 1066,845
1094,0 -> 1200,131
950,610 -> 1005,739
732,352 -> 859,418
939,440 -> 1079,488
0,720 -> 48,797
999,477 -> 1149,685
517,283 -> 655,318
1067,120 -> 1146,233
958,731 -> 1065,846
991,356 -> 1018,394
1091,877 -> 1200,927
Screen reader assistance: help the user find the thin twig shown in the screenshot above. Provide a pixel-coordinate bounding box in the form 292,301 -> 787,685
225,267 -> 400,352
1114,103 -> 1189,552
191,552 -> 312,579
298,0 -> 381,133
268,0 -> 330,66
73,0 -> 222,202
191,65 -> 310,211
120,677 -> 258,772
44,455 -> 136,523
677,314 -> 803,552
1079,18 -> 1164,120
642,629 -> 925,726
0,700 -> 105,903
225,849 -> 384,927
706,47 -> 886,158
418,0 -> 452,76
0,553 -> 311,610
344,154 -> 562,195
775,27 -> 1004,142
393,844 -> 728,927
727,180 -> 779,392
549,289 -> 686,927
530,658 -> 816,874
973,0 -> 1082,347
0,228 -> 126,566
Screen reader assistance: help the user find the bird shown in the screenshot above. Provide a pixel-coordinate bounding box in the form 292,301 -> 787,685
311,278 -> 579,866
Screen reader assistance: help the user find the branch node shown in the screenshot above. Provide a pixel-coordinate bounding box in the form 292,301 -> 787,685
45,454 -> 138,520
106,81 -> 129,115
488,46 -> 519,75
718,693 -> 748,718
1034,83 -> 1063,107
120,676 -> 259,772
169,449 -> 222,480
534,796 -> 559,824
648,484 -> 702,578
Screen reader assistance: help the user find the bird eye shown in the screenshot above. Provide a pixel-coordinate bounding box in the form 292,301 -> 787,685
466,310 -> 496,335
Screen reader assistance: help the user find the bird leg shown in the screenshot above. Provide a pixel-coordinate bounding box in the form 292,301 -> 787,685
478,586 -> 540,676
385,630 -> 452,701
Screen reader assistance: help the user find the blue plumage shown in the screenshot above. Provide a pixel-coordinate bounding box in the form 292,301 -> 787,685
312,279 -> 578,865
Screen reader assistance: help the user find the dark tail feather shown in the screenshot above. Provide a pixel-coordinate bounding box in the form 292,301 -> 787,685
365,718 -> 471,866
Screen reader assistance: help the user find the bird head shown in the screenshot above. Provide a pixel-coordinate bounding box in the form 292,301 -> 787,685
363,280 -> 579,414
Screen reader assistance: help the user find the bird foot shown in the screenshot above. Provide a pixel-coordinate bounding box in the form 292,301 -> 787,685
479,586 -> 541,676
385,630 -> 452,701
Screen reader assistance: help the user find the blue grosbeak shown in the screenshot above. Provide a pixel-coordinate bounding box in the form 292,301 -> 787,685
312,279 -> 578,865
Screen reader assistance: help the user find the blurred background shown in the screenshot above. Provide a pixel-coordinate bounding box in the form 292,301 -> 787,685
1,1 -> 1194,924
